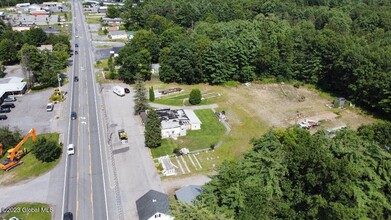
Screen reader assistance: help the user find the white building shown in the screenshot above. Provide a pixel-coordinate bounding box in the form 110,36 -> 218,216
155,109 -> 202,139
108,30 -> 127,40
0,77 -> 27,102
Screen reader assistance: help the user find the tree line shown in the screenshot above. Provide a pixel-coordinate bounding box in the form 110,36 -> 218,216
170,123 -> 391,219
0,20 -> 71,88
116,0 -> 391,115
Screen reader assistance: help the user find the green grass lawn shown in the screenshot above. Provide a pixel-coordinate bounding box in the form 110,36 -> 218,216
178,109 -> 225,150
153,93 -> 216,106
0,133 -> 61,186
95,59 -> 108,69
3,203 -> 51,220
86,16 -> 102,23
151,138 -> 177,158
151,109 -> 226,158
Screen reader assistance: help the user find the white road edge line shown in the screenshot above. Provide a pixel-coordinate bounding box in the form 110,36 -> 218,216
82,0 -> 109,217
61,6 -> 76,218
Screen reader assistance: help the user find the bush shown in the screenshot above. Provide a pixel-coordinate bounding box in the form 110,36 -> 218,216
31,84 -> 51,90
32,137 -> 62,162
189,89 -> 202,105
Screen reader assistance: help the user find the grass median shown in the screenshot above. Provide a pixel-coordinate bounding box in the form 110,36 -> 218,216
0,133 -> 61,186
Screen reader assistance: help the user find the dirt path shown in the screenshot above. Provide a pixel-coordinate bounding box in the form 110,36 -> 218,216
162,174 -> 212,195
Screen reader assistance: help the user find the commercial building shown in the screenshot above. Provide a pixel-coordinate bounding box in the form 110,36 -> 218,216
0,77 -> 27,103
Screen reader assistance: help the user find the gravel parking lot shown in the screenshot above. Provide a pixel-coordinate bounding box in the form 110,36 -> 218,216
100,83 -> 163,219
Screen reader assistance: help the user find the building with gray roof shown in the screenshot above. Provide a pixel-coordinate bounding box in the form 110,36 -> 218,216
175,185 -> 203,205
136,190 -> 173,220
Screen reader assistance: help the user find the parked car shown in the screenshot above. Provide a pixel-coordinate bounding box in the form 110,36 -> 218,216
71,111 -> 77,120
124,88 -> 130,94
74,76 -> 79,82
1,103 -> 15,108
3,97 -> 16,102
67,144 -> 75,155
0,108 -> 11,113
46,103 -> 54,112
0,115 -> 7,120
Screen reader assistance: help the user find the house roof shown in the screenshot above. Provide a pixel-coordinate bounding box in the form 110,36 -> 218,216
136,190 -> 169,220
109,30 -> 127,36
175,185 -> 203,205
183,109 -> 202,124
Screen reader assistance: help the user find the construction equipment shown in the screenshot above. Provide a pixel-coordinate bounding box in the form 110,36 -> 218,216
118,129 -> 128,144
0,128 -> 36,171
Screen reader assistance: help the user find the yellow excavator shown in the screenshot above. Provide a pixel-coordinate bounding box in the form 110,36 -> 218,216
0,128 -> 36,171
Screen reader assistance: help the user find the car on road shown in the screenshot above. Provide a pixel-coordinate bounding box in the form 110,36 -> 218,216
63,211 -> 73,220
0,108 -> 11,113
67,144 -> 75,155
74,76 -> 79,82
75,51 -> 78,55
46,103 -> 54,112
75,35 -> 79,38
0,115 -> 7,120
124,88 -> 130,94
71,111 -> 77,120
4,96 -> 16,102
75,43 -> 78,47
1,103 -> 15,108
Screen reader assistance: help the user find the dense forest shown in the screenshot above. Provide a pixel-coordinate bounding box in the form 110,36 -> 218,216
169,123 -> 391,219
0,20 -> 71,87
116,0 -> 391,114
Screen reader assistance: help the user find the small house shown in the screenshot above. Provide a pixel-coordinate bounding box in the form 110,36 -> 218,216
136,190 -> 174,220
108,30 -> 127,40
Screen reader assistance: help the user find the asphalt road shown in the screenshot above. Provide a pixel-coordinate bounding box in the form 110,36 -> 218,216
62,0 -> 108,219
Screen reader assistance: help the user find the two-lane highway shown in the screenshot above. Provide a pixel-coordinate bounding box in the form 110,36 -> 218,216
61,0 -> 108,219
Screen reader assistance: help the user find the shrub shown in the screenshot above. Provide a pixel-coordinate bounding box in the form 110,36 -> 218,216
32,137 -> 62,162
189,89 -> 202,105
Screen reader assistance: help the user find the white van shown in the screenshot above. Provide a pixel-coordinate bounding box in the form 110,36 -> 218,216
113,86 -> 125,97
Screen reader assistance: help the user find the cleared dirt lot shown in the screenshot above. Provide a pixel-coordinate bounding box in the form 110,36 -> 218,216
146,80 -> 377,158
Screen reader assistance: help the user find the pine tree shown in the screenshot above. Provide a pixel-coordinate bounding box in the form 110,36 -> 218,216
144,110 -> 161,148
134,74 -> 149,115
149,86 -> 155,101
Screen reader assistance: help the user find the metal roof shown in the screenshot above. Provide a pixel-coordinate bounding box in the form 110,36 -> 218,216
183,109 -> 202,124
175,185 -> 203,205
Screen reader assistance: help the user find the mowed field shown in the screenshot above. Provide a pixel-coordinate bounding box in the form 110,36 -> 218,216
145,79 -> 377,159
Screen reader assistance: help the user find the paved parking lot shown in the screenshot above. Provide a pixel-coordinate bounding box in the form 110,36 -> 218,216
0,88 -> 69,135
99,83 -> 163,219
1,65 -> 69,136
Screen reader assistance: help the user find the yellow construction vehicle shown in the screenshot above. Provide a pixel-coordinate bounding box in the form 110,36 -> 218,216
0,128 -> 36,171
